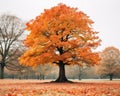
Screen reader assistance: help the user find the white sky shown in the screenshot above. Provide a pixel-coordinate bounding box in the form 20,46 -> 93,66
0,0 -> 120,51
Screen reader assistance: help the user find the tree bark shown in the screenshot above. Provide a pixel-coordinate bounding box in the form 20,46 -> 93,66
55,61 -> 68,82
0,64 -> 4,79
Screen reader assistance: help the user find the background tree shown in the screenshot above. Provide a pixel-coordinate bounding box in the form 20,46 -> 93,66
77,66 -> 87,80
19,4 -> 101,82
34,64 -> 52,80
96,46 -> 120,80
0,14 -> 25,79
5,42 -> 25,70
66,65 -> 87,80
5,43 -> 28,79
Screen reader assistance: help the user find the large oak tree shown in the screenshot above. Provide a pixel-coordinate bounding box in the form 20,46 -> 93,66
19,4 -> 101,82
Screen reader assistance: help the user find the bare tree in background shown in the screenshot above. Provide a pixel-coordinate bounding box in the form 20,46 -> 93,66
6,43 -> 26,70
0,14 -> 25,79
5,43 -> 27,79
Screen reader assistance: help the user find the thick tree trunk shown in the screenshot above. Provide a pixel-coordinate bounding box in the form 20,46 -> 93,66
55,61 -> 68,82
0,64 -> 4,79
109,74 -> 113,81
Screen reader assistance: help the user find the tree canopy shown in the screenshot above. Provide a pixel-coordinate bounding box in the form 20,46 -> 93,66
19,4 -> 100,66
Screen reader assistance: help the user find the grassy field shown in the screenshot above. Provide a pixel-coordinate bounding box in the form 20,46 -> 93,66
0,79 -> 120,96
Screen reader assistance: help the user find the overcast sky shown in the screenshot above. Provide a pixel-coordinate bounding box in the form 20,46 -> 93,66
0,0 -> 120,51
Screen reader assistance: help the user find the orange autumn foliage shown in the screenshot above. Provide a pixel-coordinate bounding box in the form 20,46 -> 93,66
19,3 -> 101,67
